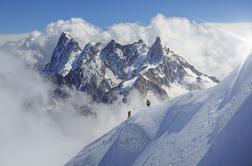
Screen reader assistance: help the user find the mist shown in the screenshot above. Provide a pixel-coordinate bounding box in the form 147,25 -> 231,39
0,51 -> 148,166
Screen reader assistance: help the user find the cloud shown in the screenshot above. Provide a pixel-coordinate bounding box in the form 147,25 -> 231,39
0,50 -> 147,166
0,33 -> 28,45
2,14 -> 252,78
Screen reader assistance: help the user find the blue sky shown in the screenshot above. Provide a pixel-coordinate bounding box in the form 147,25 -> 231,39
0,0 -> 251,34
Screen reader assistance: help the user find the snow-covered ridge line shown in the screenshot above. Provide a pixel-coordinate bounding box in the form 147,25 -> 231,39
43,31 -> 219,103
65,52 -> 252,166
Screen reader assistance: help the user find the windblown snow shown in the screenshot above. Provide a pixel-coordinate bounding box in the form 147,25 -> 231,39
65,52 -> 252,166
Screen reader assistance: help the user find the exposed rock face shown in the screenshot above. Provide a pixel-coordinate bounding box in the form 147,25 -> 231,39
147,37 -> 164,64
43,32 -> 219,103
44,32 -> 82,76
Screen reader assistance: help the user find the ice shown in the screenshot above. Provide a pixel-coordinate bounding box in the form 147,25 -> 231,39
122,77 -> 138,89
105,68 -> 121,87
59,50 -> 81,76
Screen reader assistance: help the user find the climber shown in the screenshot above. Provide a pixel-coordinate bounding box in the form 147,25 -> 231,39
127,111 -> 131,119
146,99 -> 151,107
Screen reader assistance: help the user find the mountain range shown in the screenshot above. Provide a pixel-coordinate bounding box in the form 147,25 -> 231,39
43,32 -> 218,103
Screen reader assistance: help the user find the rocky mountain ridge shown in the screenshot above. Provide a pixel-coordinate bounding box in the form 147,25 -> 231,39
44,32 -> 219,103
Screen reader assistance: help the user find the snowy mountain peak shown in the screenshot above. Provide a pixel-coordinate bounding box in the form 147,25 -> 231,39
106,39 -> 122,50
44,33 -> 218,103
154,36 -> 161,43
61,31 -> 72,39
43,32 -> 82,76
137,39 -> 144,44
147,36 -> 164,64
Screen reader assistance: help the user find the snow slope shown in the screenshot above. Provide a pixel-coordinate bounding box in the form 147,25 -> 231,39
65,52 -> 252,166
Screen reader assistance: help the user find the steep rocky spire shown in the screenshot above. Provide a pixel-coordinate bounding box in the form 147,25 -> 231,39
138,39 -> 144,44
43,32 -> 81,75
147,36 -> 164,64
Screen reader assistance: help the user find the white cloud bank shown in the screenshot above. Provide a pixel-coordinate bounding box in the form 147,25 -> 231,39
2,14 -> 252,78
0,33 -> 28,45
0,51 -> 146,166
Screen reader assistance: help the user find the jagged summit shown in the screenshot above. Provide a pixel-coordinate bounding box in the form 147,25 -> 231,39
44,32 -> 219,103
147,36 -> 164,64
44,32 -> 81,76
137,39 -> 144,44
62,31 -> 72,39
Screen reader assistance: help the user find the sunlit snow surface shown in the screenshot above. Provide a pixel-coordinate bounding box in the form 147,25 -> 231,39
65,53 -> 252,166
